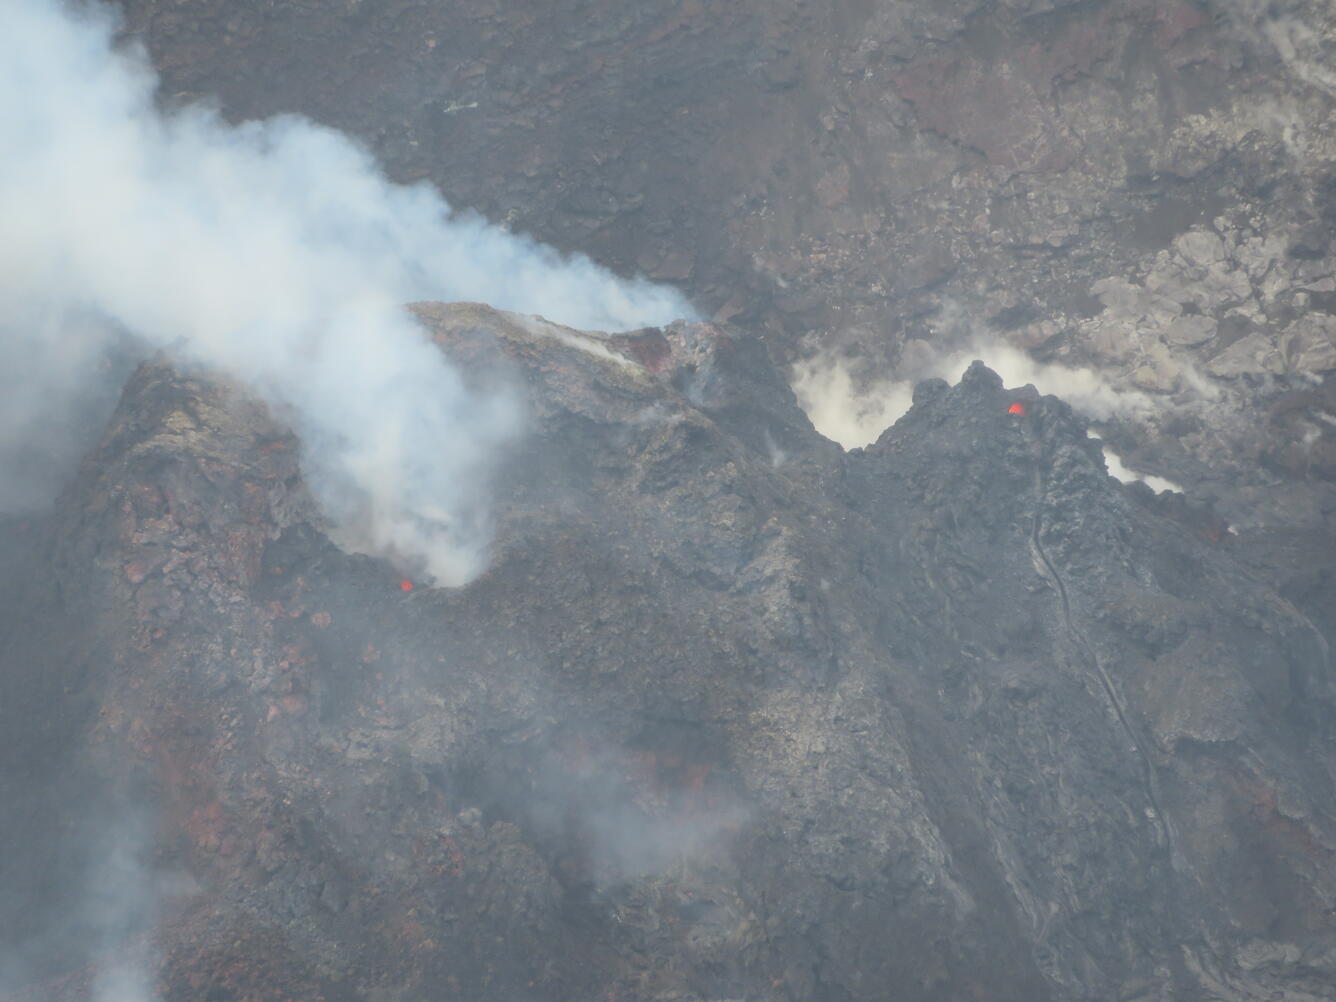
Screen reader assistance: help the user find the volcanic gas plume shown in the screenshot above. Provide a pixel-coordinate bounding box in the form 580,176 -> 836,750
0,0 -> 694,584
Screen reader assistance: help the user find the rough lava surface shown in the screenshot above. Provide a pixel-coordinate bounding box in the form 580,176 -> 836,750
3,307 -> 1334,1001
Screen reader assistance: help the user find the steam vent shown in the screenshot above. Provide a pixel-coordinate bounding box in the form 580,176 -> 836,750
4,2 -> 1336,1002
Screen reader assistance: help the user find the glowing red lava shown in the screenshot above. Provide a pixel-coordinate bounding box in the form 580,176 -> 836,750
399,578 -> 414,592
1007,401 -> 1026,415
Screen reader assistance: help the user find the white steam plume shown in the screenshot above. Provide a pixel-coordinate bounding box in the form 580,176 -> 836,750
84,817 -> 165,1002
0,0 -> 694,583
790,355 -> 915,450
792,341 -> 1191,491
793,341 -> 1155,448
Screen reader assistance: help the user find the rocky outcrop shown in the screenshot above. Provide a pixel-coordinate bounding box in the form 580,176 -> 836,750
3,307 -> 1333,1001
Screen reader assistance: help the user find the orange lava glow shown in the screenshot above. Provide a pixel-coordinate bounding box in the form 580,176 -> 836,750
1007,401 -> 1026,415
399,578 -> 414,592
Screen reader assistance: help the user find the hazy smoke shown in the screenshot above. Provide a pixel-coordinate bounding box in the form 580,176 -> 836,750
793,340 -> 1154,449
0,799 -> 175,1002
83,818 -> 165,1002
521,737 -> 748,889
792,339 -> 1194,493
0,0 -> 693,583
790,355 -> 915,449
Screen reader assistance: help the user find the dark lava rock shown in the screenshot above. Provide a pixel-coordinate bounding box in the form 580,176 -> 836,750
2,305 -> 1334,1001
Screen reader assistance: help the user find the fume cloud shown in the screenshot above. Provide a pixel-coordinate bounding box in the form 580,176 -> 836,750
792,335 -> 1197,493
527,739 -> 748,888
0,797 -> 175,1002
793,340 -> 1154,449
0,0 -> 694,583
790,355 -> 915,449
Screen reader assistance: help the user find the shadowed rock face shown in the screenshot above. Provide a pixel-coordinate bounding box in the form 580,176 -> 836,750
2,305 -> 1333,1001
